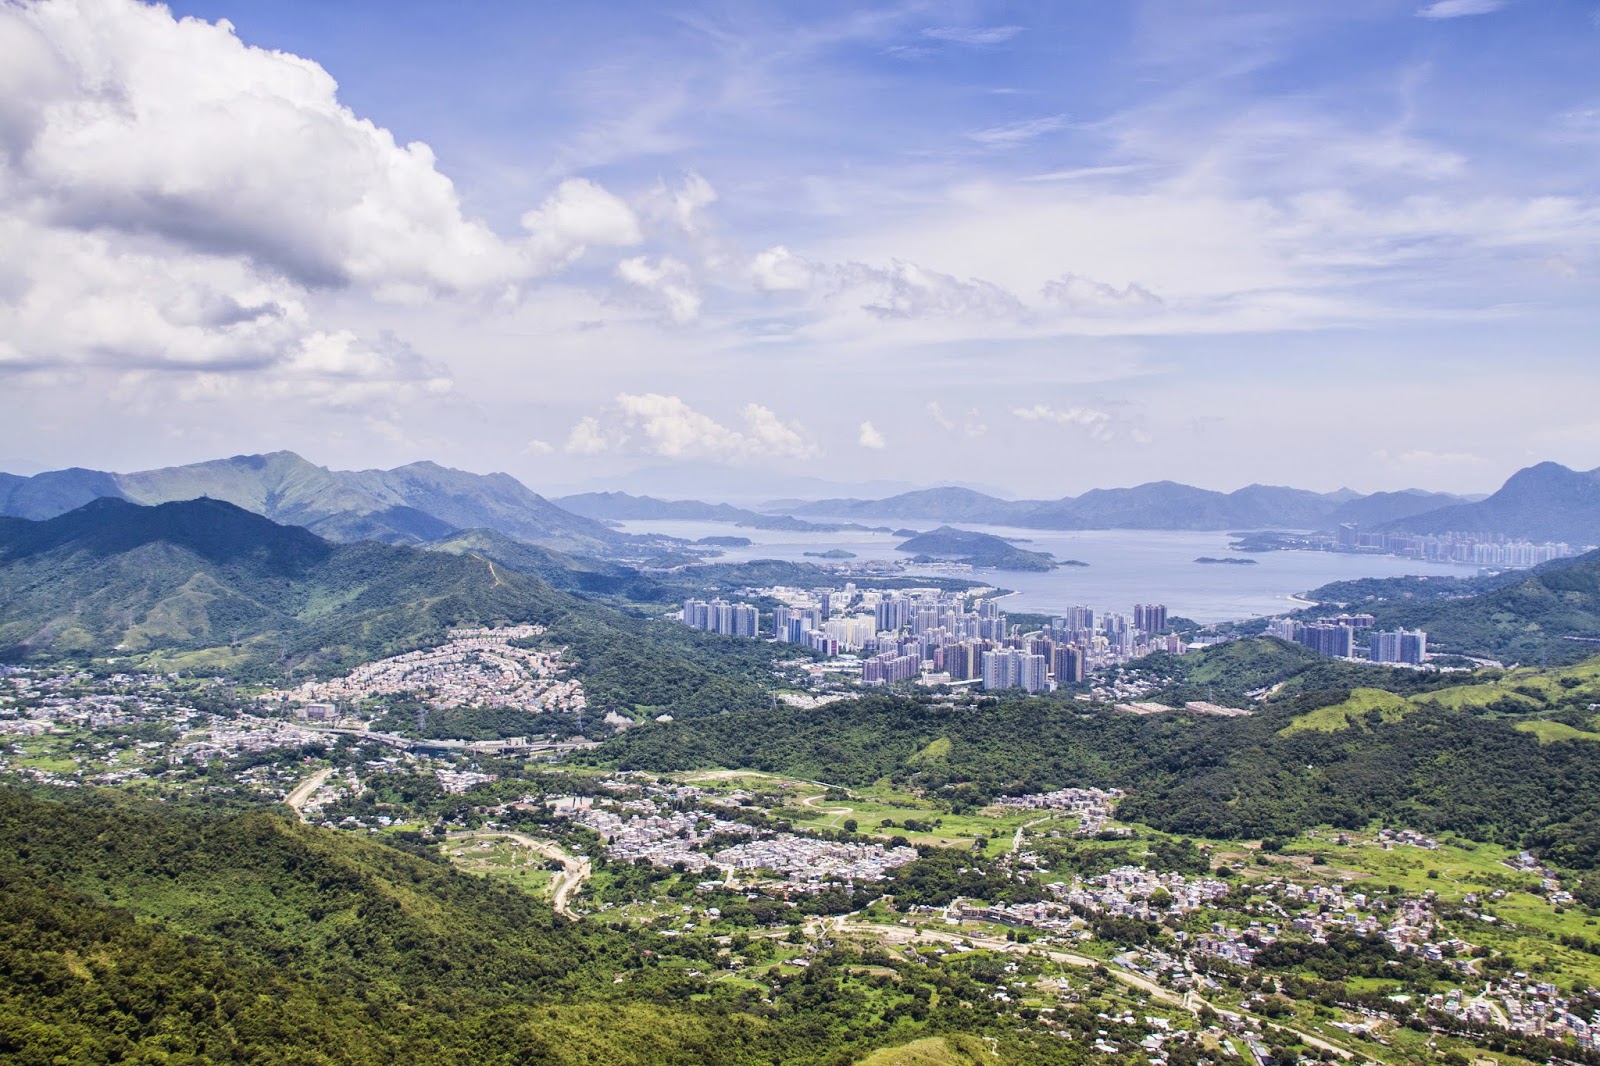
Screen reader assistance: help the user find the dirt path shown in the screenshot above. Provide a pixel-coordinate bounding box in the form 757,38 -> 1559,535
1010,815 -> 1054,854
450,830 -> 591,920
285,768 -> 333,822
799,791 -> 854,823
473,554 -> 506,587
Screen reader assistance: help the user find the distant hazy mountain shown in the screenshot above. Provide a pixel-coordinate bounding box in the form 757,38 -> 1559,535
423,527 -> 668,598
554,490 -> 893,533
552,461 -> 925,506
1377,462 -> 1600,545
781,487 -> 1042,524
0,467 -> 125,520
0,451 -> 627,555
1326,489 -> 1468,528
780,481 -> 1476,532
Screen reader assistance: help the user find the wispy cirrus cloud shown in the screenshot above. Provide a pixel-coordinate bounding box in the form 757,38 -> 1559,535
922,25 -> 1023,46
967,114 -> 1070,148
1416,0 -> 1507,18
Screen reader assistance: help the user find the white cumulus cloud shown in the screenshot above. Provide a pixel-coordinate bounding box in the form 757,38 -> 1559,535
1013,404 -> 1116,442
563,394 -> 818,463
521,179 -> 644,273
564,416 -> 610,456
848,260 -> 1024,319
0,0 -> 542,295
0,0 -> 640,411
615,255 -> 702,324
858,421 -> 887,449
750,245 -> 815,292
1041,274 -> 1164,312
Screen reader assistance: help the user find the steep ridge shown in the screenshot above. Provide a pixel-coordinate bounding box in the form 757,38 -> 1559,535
1381,462 -> 1600,544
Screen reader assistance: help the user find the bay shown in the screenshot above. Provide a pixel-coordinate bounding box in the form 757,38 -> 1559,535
614,518 -> 1473,624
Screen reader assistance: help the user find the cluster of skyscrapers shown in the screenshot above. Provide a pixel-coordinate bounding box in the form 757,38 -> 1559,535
680,599 -> 759,638
1334,525 -> 1587,567
680,584 -> 1181,692
1369,628 -> 1429,664
1267,614 -> 1428,665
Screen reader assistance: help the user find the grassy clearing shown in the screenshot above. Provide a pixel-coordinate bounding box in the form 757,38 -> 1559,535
441,837 -> 557,897
1515,719 -> 1600,743
856,1036 -> 989,1066
1279,688 -> 1412,735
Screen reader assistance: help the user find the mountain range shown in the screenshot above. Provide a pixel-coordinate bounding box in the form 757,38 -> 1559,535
2,453 -> 1595,552
773,482 -> 1475,532
761,463 -> 1598,543
0,451 -> 627,555
552,491 -> 897,534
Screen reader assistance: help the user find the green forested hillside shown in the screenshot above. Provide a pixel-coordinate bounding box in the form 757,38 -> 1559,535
0,498 -> 567,677
1117,636 -> 1482,705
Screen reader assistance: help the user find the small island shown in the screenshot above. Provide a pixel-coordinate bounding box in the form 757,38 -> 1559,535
1195,556 -> 1259,565
803,549 -> 857,559
896,526 -> 1058,571
696,535 -> 752,547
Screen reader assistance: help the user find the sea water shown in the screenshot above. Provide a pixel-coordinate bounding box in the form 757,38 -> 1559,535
611,519 -> 1471,624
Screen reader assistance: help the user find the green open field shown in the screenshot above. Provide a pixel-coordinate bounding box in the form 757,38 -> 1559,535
8,735 -> 86,774
1515,719 -> 1600,743
856,1036 -> 991,1066
1278,688 -> 1414,735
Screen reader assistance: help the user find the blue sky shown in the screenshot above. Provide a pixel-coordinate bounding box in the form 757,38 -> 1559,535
1,0 -> 1596,498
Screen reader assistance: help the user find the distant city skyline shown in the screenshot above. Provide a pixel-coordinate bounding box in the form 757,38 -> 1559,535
2,0 -> 1598,497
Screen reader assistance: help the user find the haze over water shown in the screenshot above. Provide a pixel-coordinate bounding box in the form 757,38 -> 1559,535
614,519 -> 1471,624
